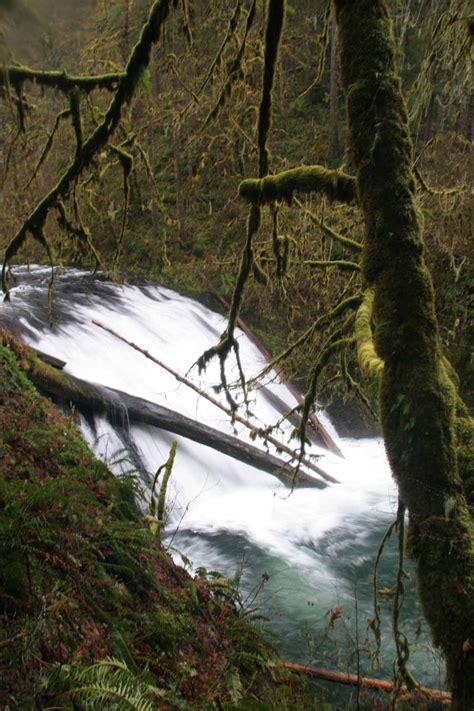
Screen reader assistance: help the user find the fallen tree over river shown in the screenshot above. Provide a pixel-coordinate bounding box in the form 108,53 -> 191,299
2,333 -> 332,489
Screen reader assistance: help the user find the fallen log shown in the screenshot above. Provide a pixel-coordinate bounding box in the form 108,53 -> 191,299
5,336 -> 326,489
92,320 -> 339,484
281,662 -> 451,701
213,292 -> 344,458
31,346 -> 66,370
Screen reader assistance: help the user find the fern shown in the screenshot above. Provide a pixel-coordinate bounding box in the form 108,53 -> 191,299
48,657 -> 167,711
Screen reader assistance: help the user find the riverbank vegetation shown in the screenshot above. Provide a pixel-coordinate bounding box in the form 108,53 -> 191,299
0,335 -> 317,709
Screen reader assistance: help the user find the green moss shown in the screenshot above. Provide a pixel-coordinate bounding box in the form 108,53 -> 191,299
354,288 -> 384,380
239,165 -> 356,206
335,0 -> 474,706
455,414 -> 474,513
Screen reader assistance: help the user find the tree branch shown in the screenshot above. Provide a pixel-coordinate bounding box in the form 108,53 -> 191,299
294,196 -> 363,253
0,65 -> 123,93
2,0 -> 172,299
304,259 -> 360,272
239,166 -> 356,205
354,288 -> 384,379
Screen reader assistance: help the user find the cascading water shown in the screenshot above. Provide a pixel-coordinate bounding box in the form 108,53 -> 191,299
1,265 -> 445,698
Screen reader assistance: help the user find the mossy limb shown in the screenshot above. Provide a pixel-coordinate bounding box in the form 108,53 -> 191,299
355,288 -> 384,380
2,0 -> 172,299
239,165 -> 356,206
0,65 -> 123,93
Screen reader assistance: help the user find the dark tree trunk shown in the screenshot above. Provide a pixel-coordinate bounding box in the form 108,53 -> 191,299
172,21 -> 186,246
334,1 -> 474,708
328,6 -> 339,160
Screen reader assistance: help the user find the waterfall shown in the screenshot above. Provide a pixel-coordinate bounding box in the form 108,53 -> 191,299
0,265 -> 444,691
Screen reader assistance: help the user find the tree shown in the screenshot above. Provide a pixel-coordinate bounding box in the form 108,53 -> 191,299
335,3 -> 474,708
209,1 -> 474,707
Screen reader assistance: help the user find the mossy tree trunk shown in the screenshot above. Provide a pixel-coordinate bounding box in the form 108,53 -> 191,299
333,1 -> 474,708
328,5 -> 339,160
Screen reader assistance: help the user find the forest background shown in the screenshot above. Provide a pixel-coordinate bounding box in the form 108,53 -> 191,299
0,0 -> 471,418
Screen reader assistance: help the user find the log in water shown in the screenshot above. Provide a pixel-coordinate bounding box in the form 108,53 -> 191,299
22,345 -> 326,489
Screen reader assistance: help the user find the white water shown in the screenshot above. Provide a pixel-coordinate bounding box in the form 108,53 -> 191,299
1,266 -> 444,692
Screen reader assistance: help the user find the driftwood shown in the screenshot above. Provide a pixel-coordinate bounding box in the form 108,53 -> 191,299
282,662 -> 451,701
213,293 -> 344,458
92,320 -> 339,484
20,345 -> 327,489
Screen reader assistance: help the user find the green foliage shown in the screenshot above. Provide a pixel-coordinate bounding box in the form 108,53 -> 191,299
44,657 -> 167,711
137,67 -> 152,95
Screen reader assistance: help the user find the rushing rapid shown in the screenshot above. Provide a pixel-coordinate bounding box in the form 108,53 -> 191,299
0,265 -> 444,693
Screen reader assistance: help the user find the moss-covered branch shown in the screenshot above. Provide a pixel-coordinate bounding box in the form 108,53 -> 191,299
298,314 -> 355,457
414,164 -> 468,196
304,259 -> 360,272
197,0 -> 285,406
202,0 -> 257,129
0,65 -> 123,93
2,0 -> 172,298
24,108 -> 71,189
251,293 -> 362,386
239,166 -> 356,205
355,288 -> 384,379
195,0 -> 242,99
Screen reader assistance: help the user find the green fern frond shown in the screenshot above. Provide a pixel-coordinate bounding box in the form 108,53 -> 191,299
53,657 -> 166,711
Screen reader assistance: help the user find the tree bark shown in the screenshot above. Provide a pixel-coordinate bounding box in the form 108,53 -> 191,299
171,21 -> 186,246
328,6 -> 339,160
334,1 -> 474,708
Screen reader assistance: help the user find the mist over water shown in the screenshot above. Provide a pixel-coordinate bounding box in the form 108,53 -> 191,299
0,265 -> 445,696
